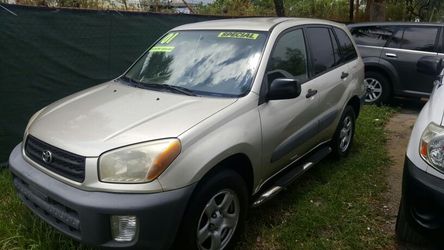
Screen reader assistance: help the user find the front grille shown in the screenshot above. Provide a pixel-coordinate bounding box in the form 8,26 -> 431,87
13,176 -> 81,239
25,135 -> 85,182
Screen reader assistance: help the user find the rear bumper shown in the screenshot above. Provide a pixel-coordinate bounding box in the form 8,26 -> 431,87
402,156 -> 444,234
8,143 -> 195,249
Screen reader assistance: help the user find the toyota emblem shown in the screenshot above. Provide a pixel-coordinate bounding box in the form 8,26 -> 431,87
42,150 -> 53,163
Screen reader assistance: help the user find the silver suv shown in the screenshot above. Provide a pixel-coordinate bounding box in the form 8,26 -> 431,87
9,18 -> 365,249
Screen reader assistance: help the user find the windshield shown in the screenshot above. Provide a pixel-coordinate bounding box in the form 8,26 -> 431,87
124,30 -> 268,97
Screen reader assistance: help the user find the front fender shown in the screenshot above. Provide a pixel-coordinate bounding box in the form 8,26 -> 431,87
157,96 -> 262,191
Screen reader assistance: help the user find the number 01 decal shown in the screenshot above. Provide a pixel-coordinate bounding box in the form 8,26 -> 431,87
160,32 -> 179,44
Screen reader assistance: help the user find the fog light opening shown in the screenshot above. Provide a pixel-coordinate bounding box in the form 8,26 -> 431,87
111,215 -> 138,242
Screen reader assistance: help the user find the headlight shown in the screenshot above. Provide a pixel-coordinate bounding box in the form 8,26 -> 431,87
99,139 -> 181,183
420,122 -> 444,171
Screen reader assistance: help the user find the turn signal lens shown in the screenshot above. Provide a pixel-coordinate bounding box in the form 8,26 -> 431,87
99,139 -> 181,183
147,139 -> 181,180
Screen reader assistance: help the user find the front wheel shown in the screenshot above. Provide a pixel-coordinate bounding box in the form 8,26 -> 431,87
331,106 -> 356,158
175,169 -> 248,250
396,198 -> 426,244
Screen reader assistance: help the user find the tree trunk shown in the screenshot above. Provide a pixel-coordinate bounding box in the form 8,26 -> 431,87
366,0 -> 385,21
365,0 -> 372,20
273,0 -> 285,17
355,0 -> 360,21
349,0 -> 354,22
371,0 -> 385,21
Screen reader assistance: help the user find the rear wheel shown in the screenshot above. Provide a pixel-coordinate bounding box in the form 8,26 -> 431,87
364,71 -> 391,105
175,169 -> 248,250
331,106 -> 356,158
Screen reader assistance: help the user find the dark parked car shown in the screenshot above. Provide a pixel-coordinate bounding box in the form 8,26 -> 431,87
348,22 -> 444,104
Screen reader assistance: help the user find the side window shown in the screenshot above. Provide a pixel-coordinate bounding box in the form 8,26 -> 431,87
267,29 -> 308,83
387,28 -> 403,48
401,27 -> 438,52
334,27 -> 358,62
306,27 -> 335,75
350,26 -> 393,47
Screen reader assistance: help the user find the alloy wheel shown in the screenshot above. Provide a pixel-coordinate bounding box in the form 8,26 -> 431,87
364,77 -> 383,103
339,115 -> 353,152
197,189 -> 240,250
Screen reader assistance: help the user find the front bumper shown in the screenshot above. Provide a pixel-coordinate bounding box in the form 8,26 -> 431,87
8,143 -> 196,249
402,156 -> 444,234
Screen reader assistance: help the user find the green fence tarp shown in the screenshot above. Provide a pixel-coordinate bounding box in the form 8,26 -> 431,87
0,4 -> 220,162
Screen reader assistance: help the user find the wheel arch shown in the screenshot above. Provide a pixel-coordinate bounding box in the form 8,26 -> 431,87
364,59 -> 400,94
346,95 -> 362,118
194,153 -> 255,198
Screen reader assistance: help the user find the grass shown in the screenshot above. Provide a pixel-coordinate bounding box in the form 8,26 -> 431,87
0,105 -> 394,250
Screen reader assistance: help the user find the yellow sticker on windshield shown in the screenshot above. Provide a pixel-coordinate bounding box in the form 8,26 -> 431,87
150,46 -> 175,53
160,32 -> 179,44
218,32 -> 259,40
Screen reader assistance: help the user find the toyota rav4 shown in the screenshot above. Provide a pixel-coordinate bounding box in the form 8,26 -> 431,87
8,18 -> 365,249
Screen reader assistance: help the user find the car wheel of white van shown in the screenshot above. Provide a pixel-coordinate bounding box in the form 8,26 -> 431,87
175,169 -> 248,250
331,106 -> 355,158
364,71 -> 391,105
396,198 -> 426,244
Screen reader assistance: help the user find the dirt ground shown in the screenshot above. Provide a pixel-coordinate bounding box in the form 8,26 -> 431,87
384,109 -> 418,237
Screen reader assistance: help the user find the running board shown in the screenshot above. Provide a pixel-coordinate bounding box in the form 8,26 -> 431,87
253,146 -> 332,207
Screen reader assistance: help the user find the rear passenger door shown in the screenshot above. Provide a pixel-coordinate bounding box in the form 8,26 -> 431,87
382,26 -> 440,95
304,26 -> 356,143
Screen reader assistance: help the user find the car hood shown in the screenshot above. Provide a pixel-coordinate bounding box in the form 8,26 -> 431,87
28,81 -> 237,156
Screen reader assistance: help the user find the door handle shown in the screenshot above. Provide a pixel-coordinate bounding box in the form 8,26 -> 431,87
306,89 -> 318,98
341,72 -> 349,79
385,53 -> 397,58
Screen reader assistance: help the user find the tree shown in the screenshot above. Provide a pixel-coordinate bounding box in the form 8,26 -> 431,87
366,0 -> 386,21
349,0 -> 354,21
404,0 -> 442,21
273,0 -> 285,16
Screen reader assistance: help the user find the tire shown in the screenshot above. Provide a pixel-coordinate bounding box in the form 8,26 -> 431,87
364,71 -> 392,105
331,106 -> 356,158
174,169 -> 248,250
396,198 -> 426,244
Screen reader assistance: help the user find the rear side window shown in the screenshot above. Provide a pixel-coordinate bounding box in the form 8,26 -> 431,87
401,27 -> 438,52
388,26 -> 439,52
334,27 -> 358,62
267,29 -> 308,83
306,27 -> 335,75
350,26 -> 393,47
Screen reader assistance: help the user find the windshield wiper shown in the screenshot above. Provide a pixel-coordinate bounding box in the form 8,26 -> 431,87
143,83 -> 198,96
121,77 -> 197,96
120,76 -> 142,88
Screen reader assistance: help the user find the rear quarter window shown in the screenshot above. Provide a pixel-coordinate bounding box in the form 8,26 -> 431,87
334,27 -> 358,62
350,26 -> 393,47
400,27 -> 438,52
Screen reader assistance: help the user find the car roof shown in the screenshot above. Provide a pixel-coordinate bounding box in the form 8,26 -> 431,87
348,22 -> 443,28
172,17 -> 345,32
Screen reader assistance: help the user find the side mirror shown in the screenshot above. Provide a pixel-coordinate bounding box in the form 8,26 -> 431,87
417,56 -> 443,76
267,78 -> 301,101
